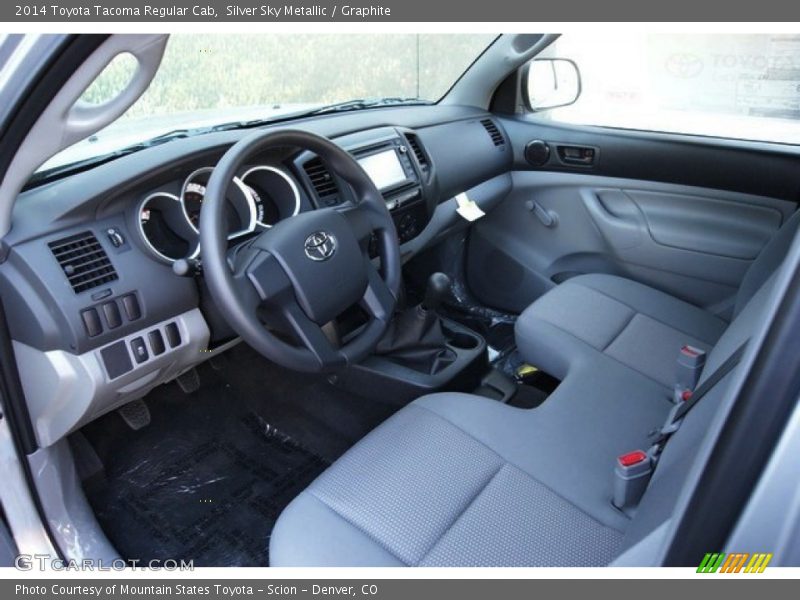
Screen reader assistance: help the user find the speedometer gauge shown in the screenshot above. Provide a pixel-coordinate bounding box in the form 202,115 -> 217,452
240,165 -> 301,228
183,181 -> 206,227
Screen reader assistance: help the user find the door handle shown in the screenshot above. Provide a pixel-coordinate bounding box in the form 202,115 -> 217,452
556,144 -> 598,166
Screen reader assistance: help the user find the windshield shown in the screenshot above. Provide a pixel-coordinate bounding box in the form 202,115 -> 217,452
40,33 -> 497,172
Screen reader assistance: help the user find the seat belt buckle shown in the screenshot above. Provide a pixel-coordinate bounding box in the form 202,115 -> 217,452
613,450 -> 653,510
673,345 -> 706,404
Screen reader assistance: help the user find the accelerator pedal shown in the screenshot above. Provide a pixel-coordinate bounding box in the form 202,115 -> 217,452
117,399 -> 151,431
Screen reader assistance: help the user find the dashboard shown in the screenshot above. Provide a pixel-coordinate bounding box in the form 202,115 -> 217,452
0,104 -> 514,447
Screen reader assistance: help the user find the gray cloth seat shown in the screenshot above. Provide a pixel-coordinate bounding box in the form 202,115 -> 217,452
515,210 -> 800,387
515,273 -> 727,388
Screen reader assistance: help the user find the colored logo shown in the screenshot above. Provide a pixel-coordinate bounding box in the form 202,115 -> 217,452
697,552 -> 772,573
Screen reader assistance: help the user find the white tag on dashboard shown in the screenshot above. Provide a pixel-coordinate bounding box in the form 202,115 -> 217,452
455,192 -> 485,222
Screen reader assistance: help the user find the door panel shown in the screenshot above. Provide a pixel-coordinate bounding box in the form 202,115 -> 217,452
467,170 -> 795,317
622,190 -> 783,259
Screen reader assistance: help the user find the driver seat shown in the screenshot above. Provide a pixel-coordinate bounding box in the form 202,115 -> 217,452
269,267 -> 773,566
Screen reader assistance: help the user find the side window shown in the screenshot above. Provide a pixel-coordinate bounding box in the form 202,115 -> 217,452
527,34 -> 800,145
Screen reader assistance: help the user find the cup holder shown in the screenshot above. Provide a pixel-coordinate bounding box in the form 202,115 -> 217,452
446,329 -> 481,350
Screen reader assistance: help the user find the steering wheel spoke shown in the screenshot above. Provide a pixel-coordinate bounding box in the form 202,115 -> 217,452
281,302 -> 345,369
360,259 -> 396,321
242,250 -> 292,303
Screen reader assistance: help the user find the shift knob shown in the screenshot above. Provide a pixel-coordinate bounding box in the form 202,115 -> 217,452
422,272 -> 452,312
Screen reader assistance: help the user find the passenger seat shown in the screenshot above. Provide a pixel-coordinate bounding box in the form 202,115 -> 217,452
515,210 -> 800,389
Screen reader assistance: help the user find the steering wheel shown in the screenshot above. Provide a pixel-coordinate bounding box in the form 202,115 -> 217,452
200,130 -> 401,372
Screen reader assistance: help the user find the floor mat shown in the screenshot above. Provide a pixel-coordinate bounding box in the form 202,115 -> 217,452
84,399 -> 328,566
80,345 -> 397,567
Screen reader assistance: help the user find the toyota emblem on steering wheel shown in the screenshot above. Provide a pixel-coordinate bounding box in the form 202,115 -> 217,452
304,231 -> 337,261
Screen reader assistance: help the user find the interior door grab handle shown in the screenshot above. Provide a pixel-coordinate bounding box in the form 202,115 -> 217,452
525,200 -> 558,228
557,144 -> 597,166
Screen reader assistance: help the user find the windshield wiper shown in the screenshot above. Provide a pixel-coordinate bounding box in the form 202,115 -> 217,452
306,97 -> 431,115
205,98 -> 432,132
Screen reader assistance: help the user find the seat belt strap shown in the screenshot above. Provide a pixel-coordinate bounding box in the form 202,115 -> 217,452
652,341 -> 748,457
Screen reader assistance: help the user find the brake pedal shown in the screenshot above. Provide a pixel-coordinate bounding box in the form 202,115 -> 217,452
117,399 -> 151,431
176,367 -> 200,394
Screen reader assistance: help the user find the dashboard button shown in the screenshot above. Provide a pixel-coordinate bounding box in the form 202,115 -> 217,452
130,337 -> 149,364
102,301 -> 122,329
80,308 -> 103,337
165,322 -> 181,348
121,294 -> 141,321
149,330 -> 165,356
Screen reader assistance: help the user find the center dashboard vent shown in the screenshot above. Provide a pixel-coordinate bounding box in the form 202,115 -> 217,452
303,157 -> 341,206
480,118 -> 506,147
405,134 -> 430,171
49,231 -> 118,294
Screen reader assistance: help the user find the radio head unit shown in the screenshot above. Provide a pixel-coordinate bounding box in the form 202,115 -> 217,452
357,149 -> 408,191
353,138 -> 420,200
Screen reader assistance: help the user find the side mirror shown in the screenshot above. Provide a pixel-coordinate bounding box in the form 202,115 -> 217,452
525,58 -> 581,112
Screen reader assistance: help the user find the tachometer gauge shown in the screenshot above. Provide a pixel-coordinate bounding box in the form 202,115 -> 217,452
136,192 -> 192,263
183,181 -> 206,228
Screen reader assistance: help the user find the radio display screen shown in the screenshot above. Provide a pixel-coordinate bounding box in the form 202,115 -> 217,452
357,150 -> 407,190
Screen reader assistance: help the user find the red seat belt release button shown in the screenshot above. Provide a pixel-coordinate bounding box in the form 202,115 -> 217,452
613,450 -> 653,510
618,450 -> 648,467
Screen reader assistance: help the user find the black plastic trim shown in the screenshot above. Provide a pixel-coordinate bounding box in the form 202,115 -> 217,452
0,295 -> 65,560
499,116 -> 800,202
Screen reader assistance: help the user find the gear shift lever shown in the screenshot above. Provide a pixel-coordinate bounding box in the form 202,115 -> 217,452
376,272 -> 452,372
422,272 -> 452,313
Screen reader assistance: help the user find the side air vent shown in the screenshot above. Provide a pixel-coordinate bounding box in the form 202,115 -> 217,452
480,118 -> 505,147
303,157 -> 341,206
405,134 -> 429,171
49,231 -> 118,294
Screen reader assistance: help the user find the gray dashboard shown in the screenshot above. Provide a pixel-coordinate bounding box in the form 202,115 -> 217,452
0,104 -> 512,447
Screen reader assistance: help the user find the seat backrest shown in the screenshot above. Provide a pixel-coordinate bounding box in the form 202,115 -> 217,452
620,265 -> 781,556
735,209 -> 800,318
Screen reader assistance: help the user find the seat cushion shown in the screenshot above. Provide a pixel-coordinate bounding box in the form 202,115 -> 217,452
515,274 -> 728,387
270,378 -> 671,567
